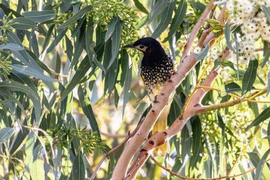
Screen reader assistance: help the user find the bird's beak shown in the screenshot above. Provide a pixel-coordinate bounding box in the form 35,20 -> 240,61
124,43 -> 134,48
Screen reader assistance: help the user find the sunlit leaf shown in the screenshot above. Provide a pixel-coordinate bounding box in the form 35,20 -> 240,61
11,64 -> 58,82
105,17 -> 118,42
58,5 -> 92,29
262,5 -> 270,23
254,149 -> 270,180
152,1 -> 175,39
246,107 -> 270,131
164,0 -> 187,42
242,60 -> 258,95
61,55 -> 91,100
0,127 -> 14,142
225,22 -> 234,51
195,43 -> 210,61
133,0 -> 148,14
78,85 -> 100,137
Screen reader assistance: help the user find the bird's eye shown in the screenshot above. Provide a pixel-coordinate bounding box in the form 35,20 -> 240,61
139,45 -> 144,49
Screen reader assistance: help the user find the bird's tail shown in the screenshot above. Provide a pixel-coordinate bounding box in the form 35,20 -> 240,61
152,104 -> 170,156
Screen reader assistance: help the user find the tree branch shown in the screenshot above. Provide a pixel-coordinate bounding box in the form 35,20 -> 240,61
111,1 -> 221,179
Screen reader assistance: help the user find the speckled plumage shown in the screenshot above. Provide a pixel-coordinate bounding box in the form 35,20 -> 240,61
125,37 -> 175,156
131,37 -> 175,100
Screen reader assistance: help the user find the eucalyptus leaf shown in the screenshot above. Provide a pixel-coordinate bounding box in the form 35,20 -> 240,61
11,17 -> 36,30
262,5 -> 270,23
61,55 -> 91,100
195,43 -> 210,61
246,106 -> 270,131
78,85 -> 100,137
0,43 -> 24,51
58,5 -> 92,29
225,22 -> 234,51
70,154 -> 85,180
152,1 -> 175,39
23,10 -> 55,23
133,0 -> 149,14
11,64 -> 58,82
164,0 -> 187,42
0,127 -> 14,142
242,60 -> 258,95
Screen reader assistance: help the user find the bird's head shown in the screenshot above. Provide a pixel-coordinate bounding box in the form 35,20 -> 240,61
124,37 -> 166,56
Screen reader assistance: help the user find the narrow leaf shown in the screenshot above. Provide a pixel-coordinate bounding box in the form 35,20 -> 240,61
105,17 -> 118,42
58,5 -> 92,29
0,128 -> 14,142
164,0 -> 187,42
23,10 -> 55,23
61,55 -> 91,100
11,17 -> 36,30
246,106 -> 270,131
0,43 -> 24,51
195,43 -> 210,61
262,5 -> 270,23
78,85 -> 100,137
70,154 -> 85,180
107,17 -> 121,70
254,149 -> 270,180
133,0 -> 149,14
152,1 -> 175,39
190,116 -> 202,166
225,22 -> 234,51
225,82 -> 241,93
11,64 -> 58,82
242,60 -> 258,95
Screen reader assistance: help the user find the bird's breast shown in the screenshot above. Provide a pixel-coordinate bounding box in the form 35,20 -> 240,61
140,57 -> 174,101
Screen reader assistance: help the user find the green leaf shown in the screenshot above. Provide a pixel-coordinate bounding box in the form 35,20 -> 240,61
47,29 -> 67,52
122,55 -> 132,117
78,85 -> 100,137
152,1 -> 175,39
0,128 -> 14,142
0,43 -> 24,51
22,10 -> 56,23
11,64 -> 58,82
262,5 -> 270,23
0,81 -> 41,121
254,149 -> 270,180
190,116 -> 202,166
225,82 -> 241,93
164,0 -> 187,42
220,59 -> 236,70
225,22 -> 234,51
105,17 -> 118,42
246,106 -> 270,131
31,154 -> 45,180
10,119 -> 29,155
70,154 -> 85,180
11,17 -> 36,30
61,55 -> 91,100
107,17 -> 121,70
58,5 -> 92,29
242,60 -> 258,95
195,43 -> 210,61
133,0 -> 149,14
148,1 -> 168,23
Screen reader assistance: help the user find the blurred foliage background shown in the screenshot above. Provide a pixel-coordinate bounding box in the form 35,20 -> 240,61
0,0 -> 270,179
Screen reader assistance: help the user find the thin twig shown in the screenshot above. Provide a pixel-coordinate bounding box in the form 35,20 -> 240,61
89,118 -> 145,180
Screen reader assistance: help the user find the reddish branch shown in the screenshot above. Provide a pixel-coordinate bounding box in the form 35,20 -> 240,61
111,1 -> 221,179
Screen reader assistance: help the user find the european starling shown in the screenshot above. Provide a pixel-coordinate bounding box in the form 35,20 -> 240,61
125,37 -> 175,156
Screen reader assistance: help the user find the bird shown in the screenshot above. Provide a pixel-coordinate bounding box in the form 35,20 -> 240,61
124,37 -> 175,156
